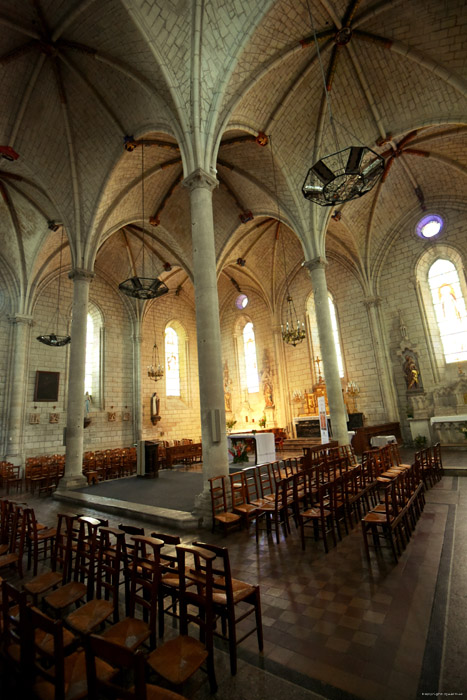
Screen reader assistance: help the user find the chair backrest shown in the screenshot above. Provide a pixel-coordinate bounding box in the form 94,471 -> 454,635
255,463 -> 274,499
95,527 -> 126,615
128,536 -> 164,629
175,544 -> 216,646
85,633 -> 148,700
23,606 -> 66,700
1,580 -> 28,673
242,467 -> 260,503
209,475 -> 228,516
73,516 -> 103,596
191,540 -> 234,603
229,471 -> 247,509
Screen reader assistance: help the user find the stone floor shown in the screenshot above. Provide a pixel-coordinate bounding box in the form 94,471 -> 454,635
2,448 -> 466,699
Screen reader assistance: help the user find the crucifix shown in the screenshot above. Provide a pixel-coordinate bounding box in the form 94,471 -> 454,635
315,355 -> 322,382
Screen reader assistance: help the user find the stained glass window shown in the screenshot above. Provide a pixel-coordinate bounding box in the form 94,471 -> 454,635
165,326 -> 180,396
428,259 -> 467,363
84,314 -> 94,395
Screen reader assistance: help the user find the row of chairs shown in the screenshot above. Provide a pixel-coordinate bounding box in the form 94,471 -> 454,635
361,452 -> 427,562
414,443 -> 443,488
82,448 -> 137,482
0,503 -> 263,696
0,462 -> 23,495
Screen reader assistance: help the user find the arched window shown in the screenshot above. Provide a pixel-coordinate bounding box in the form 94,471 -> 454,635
165,326 -> 180,396
328,295 -> 345,378
84,304 -> 103,405
243,322 -> 259,393
84,313 -> 94,396
428,259 -> 467,363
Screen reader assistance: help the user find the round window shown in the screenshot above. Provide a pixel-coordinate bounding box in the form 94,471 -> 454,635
416,214 -> 443,239
235,293 -> 249,309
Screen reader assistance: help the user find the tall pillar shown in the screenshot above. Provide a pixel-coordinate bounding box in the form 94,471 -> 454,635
364,296 -> 399,421
5,314 -> 34,465
303,258 -> 348,445
59,268 -> 94,490
132,317 -> 143,445
183,168 -> 228,501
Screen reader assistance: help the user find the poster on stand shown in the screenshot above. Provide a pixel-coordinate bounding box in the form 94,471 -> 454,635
318,395 -> 329,443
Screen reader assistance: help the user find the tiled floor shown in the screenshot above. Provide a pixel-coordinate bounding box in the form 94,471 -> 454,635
2,449 -> 466,699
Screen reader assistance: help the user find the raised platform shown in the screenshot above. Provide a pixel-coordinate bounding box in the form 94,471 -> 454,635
54,471 -> 203,531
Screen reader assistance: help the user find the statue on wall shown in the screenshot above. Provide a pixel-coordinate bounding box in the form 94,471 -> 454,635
223,361 -> 233,412
151,392 -> 161,424
403,351 -> 423,391
261,350 -> 275,409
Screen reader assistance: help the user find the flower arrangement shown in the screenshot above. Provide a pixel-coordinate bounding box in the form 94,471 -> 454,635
226,418 -> 237,434
258,415 -> 267,428
229,441 -> 249,463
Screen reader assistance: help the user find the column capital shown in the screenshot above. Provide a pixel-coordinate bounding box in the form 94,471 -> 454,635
363,296 -> 382,309
68,268 -> 95,282
182,168 -> 218,193
8,313 -> 34,326
303,257 -> 327,275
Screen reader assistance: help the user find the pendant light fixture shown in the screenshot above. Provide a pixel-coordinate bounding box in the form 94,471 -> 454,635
36,226 -> 71,347
119,142 -> 169,300
301,0 -> 384,206
270,136 -> 306,347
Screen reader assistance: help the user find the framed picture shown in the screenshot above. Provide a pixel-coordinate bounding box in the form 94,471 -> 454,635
34,371 -> 60,402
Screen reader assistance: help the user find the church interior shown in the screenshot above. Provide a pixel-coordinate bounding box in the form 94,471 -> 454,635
0,0 -> 466,698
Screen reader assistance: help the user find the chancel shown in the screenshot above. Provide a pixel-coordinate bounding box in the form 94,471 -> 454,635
0,1 -> 466,698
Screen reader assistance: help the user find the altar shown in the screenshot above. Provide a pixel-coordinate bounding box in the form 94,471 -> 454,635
228,432 -> 276,465
430,414 -> 467,446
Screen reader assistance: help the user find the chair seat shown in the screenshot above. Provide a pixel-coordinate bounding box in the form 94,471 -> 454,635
0,552 -> 19,568
233,503 -> 257,514
102,616 -> 150,650
31,527 -> 57,541
362,512 -> 394,523
33,650 -> 115,700
301,507 -> 331,518
24,571 -> 63,596
214,512 -> 241,524
35,626 -> 76,656
145,685 -> 189,700
66,599 -> 114,634
213,577 -> 256,605
147,635 -> 208,685
45,581 -> 87,610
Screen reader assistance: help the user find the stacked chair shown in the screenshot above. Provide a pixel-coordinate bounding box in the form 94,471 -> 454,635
0,508 -> 264,698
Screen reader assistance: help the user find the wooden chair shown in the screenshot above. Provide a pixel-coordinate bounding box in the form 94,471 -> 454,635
117,523 -> 145,614
147,544 -> 218,693
208,475 -> 241,535
1,580 -> 28,679
5,465 -> 22,495
0,503 -> 26,578
23,605 -> 115,700
25,507 -> 57,576
255,479 -> 291,544
361,480 -> 407,563
192,541 -> 263,675
65,527 -> 126,635
298,480 -> 337,553
44,516 -> 102,614
85,633 -> 188,700
101,535 -> 164,651
151,531 -> 182,639
229,471 -> 258,528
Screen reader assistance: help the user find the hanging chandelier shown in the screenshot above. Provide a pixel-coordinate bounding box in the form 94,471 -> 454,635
269,137 -> 306,347
148,343 -> 164,381
37,226 -> 71,347
301,2 -> 384,206
119,142 -> 169,300
282,295 -> 306,346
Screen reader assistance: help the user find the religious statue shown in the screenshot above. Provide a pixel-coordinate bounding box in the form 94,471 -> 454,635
261,369 -> 274,408
403,353 -> 421,391
151,392 -> 161,424
223,361 -> 233,413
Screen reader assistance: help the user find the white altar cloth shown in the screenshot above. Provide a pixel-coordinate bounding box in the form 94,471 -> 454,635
228,432 -> 276,465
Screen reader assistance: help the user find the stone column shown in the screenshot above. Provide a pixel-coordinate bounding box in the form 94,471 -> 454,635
59,268 -> 94,490
303,258 -> 348,445
5,314 -> 34,466
364,296 -> 399,421
183,168 -> 229,504
132,317 -> 143,446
